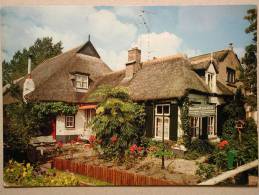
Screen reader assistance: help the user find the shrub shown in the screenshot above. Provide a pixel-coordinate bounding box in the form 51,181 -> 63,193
196,163 -> 217,180
4,160 -> 79,186
188,139 -> 215,154
222,119 -> 238,142
90,86 -> 145,161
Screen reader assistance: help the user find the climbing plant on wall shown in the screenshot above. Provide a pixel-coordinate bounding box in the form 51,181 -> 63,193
3,86 -> 78,161
178,96 -> 191,147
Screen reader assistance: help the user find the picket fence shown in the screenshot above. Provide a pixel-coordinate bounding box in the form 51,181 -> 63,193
53,158 -> 180,186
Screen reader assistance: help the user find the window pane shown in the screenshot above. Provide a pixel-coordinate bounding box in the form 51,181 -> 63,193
82,82 -> 88,89
156,106 -> 163,114
163,105 -> 170,114
156,117 -> 163,137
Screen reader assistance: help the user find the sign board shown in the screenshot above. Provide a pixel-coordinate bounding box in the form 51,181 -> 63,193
189,105 -> 216,116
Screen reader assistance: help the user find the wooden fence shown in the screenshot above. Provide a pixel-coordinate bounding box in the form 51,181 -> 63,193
53,158 -> 180,186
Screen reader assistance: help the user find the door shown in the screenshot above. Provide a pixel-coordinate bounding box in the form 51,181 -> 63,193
201,117 -> 208,139
80,109 -> 96,140
155,116 -> 170,140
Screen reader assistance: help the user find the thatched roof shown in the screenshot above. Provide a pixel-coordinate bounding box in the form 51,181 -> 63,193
3,41 -> 112,104
4,44 -> 234,104
189,49 -> 235,72
128,56 -> 210,101
83,52 -> 234,102
83,55 -> 214,102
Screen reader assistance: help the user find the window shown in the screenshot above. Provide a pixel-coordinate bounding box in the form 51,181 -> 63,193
207,73 -> 213,90
85,109 -> 96,125
65,115 -> 75,128
75,75 -> 89,89
208,116 -> 215,136
226,68 -> 235,83
190,117 -> 200,137
154,104 -> 170,140
155,104 -> 170,116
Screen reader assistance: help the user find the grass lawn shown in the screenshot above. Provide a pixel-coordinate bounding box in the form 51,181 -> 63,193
56,170 -> 112,186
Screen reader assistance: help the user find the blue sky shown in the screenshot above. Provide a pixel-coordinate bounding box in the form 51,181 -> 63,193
1,5 -> 256,70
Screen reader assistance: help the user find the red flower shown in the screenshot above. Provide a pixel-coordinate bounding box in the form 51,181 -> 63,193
129,144 -> 138,154
218,140 -> 229,149
89,135 -> 96,144
137,146 -> 143,153
110,135 -> 118,143
56,141 -> 63,148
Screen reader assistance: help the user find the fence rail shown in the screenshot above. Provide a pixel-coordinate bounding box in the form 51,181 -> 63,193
53,158 -> 180,186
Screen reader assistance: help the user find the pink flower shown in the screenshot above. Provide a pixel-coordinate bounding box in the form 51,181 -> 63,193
110,135 -> 118,143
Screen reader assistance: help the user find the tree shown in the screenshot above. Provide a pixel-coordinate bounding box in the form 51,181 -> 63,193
240,8 -> 257,109
90,85 -> 145,162
2,37 -> 63,86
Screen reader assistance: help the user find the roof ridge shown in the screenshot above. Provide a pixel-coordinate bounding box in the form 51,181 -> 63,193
190,49 -> 229,59
142,53 -> 187,66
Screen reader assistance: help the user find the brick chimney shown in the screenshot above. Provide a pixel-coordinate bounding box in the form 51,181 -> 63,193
125,47 -> 141,79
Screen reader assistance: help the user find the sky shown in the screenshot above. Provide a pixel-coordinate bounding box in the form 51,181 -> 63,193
1,5 -> 256,70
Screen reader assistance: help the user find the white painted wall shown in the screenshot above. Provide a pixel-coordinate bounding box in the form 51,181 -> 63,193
56,110 -> 92,139
205,63 -> 217,93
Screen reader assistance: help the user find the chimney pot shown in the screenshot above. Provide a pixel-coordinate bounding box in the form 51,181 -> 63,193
125,47 -> 141,79
28,54 -> 32,75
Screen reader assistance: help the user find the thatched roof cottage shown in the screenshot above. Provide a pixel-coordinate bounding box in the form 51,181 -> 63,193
3,39 -> 241,143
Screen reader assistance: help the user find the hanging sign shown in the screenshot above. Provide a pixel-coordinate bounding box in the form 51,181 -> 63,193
189,105 -> 216,116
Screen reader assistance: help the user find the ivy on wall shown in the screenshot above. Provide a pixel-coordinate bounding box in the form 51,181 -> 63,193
4,101 -> 78,160
178,96 -> 191,147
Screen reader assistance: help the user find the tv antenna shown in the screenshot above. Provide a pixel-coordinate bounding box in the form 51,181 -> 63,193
138,9 -> 157,60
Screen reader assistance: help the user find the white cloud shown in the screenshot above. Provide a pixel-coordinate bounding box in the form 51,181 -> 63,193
87,10 -> 137,51
131,32 -> 182,61
26,26 -> 82,50
113,6 -> 143,19
98,48 -> 128,71
1,7 -> 137,62
233,47 -> 245,60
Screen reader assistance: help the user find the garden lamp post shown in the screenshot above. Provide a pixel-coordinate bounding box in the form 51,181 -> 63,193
161,111 -> 165,169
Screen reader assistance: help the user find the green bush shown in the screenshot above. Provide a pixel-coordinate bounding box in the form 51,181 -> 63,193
196,163 -> 217,180
209,118 -> 258,171
221,119 -> 238,142
90,86 -> 145,162
4,160 -> 79,186
189,139 -> 215,154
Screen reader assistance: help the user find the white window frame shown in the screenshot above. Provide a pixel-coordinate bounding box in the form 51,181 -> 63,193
75,74 -> 89,89
155,104 -> 170,116
190,117 -> 200,138
154,104 -> 170,140
154,116 -> 170,140
208,116 -> 215,137
207,73 -> 213,90
65,115 -> 75,128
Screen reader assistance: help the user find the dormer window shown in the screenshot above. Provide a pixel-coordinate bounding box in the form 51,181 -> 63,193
75,74 -> 89,89
226,68 -> 235,84
207,73 -> 213,90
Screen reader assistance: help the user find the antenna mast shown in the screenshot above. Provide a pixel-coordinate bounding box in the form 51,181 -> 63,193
139,9 -> 156,60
